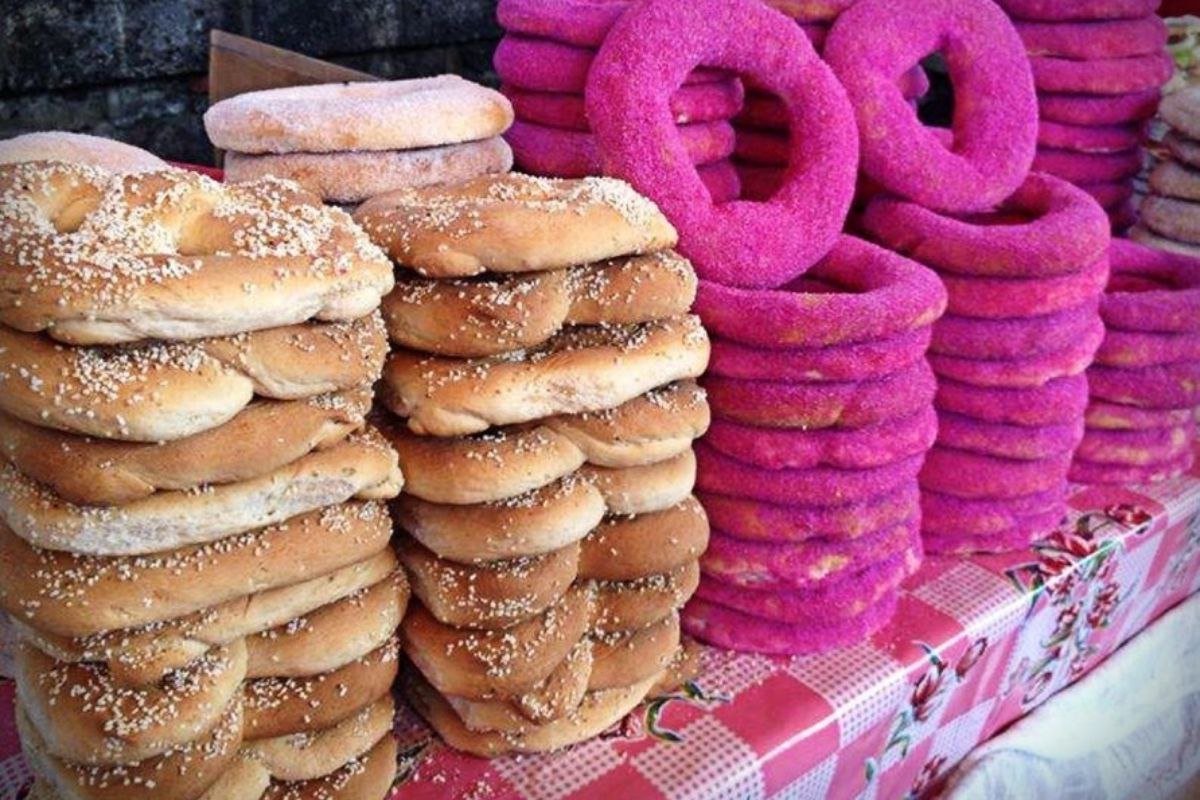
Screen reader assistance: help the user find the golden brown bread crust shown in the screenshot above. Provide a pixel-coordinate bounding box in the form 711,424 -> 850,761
0,313 -> 387,442
354,172 -> 677,278
579,449 -> 698,515
399,536 -> 578,629
262,733 -> 398,800
381,316 -> 710,436
589,613 -> 681,691
0,501 -> 393,639
578,498 -> 710,581
591,560 -> 700,633
395,475 -> 604,563
382,250 -> 697,357
0,163 -> 394,345
16,640 -> 247,765
0,389 -> 370,506
403,585 -> 594,700
0,429 -> 402,556
244,696 -> 395,783
650,637 -> 705,696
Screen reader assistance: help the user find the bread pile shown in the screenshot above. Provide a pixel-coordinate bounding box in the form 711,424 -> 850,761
0,158 -> 407,799
353,172 -> 712,755
1135,85 -> 1200,256
205,75 -> 515,205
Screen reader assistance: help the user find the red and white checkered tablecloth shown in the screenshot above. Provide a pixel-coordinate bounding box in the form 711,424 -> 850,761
3,449 -> 1199,800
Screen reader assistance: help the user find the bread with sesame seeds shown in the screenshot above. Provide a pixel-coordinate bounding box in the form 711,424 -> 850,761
589,613 -> 681,692
0,163 -> 394,345
0,388 -> 370,506
243,696 -> 394,783
262,733 -> 398,800
382,249 -> 697,358
381,315 -> 710,437
0,132 -> 169,173
0,313 -> 387,443
399,536 -> 578,629
0,428 -> 402,556
578,498 -> 710,582
353,172 -> 676,278
590,560 -> 700,633
578,448 -> 698,515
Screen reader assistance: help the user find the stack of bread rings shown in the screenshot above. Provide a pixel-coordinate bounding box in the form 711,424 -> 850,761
1135,86 -> 1200,255
998,0 -> 1172,230
1070,239 -> 1200,484
352,172 -> 712,755
205,75 -> 516,205
0,156 -> 407,798
494,0 -> 744,200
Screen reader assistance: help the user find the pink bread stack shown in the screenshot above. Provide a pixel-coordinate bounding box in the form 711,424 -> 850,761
1071,239 -> 1200,484
997,0 -> 1172,230
495,0 -> 743,198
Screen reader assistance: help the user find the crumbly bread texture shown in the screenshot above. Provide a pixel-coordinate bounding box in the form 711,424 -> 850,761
578,498 -> 710,581
0,132 -> 169,173
354,172 -> 677,277
0,163 -> 394,344
578,449 -> 699,515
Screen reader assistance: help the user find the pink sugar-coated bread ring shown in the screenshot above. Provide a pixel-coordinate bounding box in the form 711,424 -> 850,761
735,161 -> 785,201
1078,181 -> 1136,210
682,590 -> 899,655
930,301 -> 1101,359
1033,147 -> 1142,182
733,127 -> 789,167
860,173 -> 1110,278
1068,451 -> 1195,485
937,410 -> 1084,461
923,509 -> 1063,555
502,81 -> 744,131
1038,120 -> 1145,154
697,484 -> 919,542
764,0 -> 856,23
938,256 -> 1109,319
921,486 -> 1066,536
1016,17 -> 1167,60
1074,421 -> 1196,467
1085,400 -> 1195,432
1087,362 -> 1200,409
506,118 -> 735,178
935,374 -> 1089,427
737,67 -> 929,131
927,316 -> 1105,388
1096,328 -> 1200,368
497,0 -> 628,47
695,235 -> 946,348
1030,52 -> 1174,96
1101,239 -> 1200,334
1038,90 -> 1162,127
700,518 -> 915,591
997,0 -> 1161,22
696,440 -> 924,506
708,327 -> 932,382
586,0 -> 858,289
824,0 -> 1036,213
920,445 -> 1075,500
702,360 -> 937,430
701,160 -> 742,203
704,406 -> 938,471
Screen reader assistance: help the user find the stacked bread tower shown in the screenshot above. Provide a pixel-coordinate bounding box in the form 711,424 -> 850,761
494,0 -> 743,199
999,0 -> 1171,229
352,172 -> 711,755
0,161 -> 407,799
1135,86 -> 1200,256
206,75 -> 515,205
1071,239 -> 1200,484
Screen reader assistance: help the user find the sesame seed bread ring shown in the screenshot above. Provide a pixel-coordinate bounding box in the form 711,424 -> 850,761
245,697 -> 394,783
0,132 -> 169,173
0,164 -> 394,345
383,316 -> 710,437
396,476 -> 605,564
244,638 -> 399,741
589,613 -> 681,691
0,389 -> 369,507
578,498 -> 710,582
0,429 -> 402,555
204,75 -> 512,154
195,758 -> 272,800
0,313 -> 386,443
403,585 -> 594,700
353,173 -> 676,278
247,571 -> 408,679
399,536 -> 579,629
1141,196 -> 1200,246
18,698 -> 244,800
383,249 -> 697,358
1128,225 -> 1200,259
578,449 -> 698,515
262,735 -> 399,800
590,560 -> 701,633
0,502 -> 391,640
224,137 -> 514,205
17,640 -> 247,765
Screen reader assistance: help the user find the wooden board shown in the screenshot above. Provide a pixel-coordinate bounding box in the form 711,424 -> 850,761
208,29 -> 377,105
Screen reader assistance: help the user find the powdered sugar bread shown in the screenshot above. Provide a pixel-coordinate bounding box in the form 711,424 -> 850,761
204,75 -> 513,154
0,132 -> 168,173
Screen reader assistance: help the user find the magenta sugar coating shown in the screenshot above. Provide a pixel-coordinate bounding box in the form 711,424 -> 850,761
998,0 -> 1161,21
1034,147 -> 1142,182
861,173 -> 1109,278
1079,181 -> 1136,210
733,127 -> 789,166
1075,421 -> 1196,466
682,590 -> 899,655
921,486 -> 1066,536
697,484 -> 919,542
737,66 -> 929,129
938,255 -> 1109,319
705,405 -> 938,470
824,0 -> 1036,213
1085,400 -> 1195,431
1087,361 -> 1200,409
1038,89 -> 1162,126
701,160 -> 742,203
1030,52 -> 1173,96
1069,451 -> 1195,485
931,301 -> 1101,359
927,316 -> 1104,388
1101,239 -> 1200,333
1096,328 -> 1200,368
1016,16 -> 1167,59
937,410 -> 1083,461
923,510 -> 1061,554
920,445 -> 1075,499
497,0 -> 628,47
1038,120 -> 1145,153
502,81 -> 744,131
585,0 -> 858,288
708,327 -> 931,382
936,373 -> 1089,426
